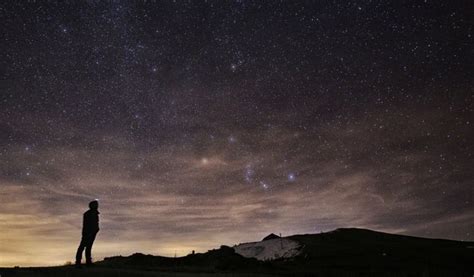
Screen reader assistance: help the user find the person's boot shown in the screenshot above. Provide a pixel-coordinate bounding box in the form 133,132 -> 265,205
86,259 -> 94,267
75,261 -> 82,269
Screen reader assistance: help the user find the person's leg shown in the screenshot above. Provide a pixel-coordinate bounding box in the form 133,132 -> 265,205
85,233 -> 97,265
75,237 -> 86,265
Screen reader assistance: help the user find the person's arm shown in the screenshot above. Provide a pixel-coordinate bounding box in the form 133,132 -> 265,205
95,213 -> 100,233
82,213 -> 87,235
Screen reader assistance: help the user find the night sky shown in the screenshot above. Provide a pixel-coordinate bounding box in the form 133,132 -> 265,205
1,1 -> 473,266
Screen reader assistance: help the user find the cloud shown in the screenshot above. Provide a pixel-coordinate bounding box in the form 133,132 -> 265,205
1,105 -> 472,266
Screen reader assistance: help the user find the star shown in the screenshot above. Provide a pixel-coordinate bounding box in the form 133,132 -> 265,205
288,173 -> 296,182
260,181 -> 269,190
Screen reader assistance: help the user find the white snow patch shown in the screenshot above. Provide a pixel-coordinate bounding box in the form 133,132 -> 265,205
233,238 -> 301,261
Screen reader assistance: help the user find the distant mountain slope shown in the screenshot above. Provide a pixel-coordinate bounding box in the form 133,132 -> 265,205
97,228 -> 473,276
98,246 -> 271,273
234,237 -> 301,261
283,228 -> 473,275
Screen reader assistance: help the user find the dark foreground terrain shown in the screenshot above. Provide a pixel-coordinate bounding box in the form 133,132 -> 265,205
1,228 -> 473,277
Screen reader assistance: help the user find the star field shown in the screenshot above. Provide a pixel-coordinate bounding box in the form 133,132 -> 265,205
0,0 -> 473,266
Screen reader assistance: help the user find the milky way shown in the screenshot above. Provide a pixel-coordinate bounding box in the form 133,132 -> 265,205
1,1 -> 473,266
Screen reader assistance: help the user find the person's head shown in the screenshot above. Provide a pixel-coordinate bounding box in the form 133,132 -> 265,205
89,200 -> 99,210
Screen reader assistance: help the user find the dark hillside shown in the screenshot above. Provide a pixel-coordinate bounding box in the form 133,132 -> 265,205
1,228 -> 472,277
280,228 -> 474,275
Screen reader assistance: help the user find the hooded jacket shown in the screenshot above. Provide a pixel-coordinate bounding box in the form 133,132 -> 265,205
82,209 -> 99,236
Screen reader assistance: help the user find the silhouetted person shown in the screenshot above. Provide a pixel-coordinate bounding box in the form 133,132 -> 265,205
75,200 -> 100,267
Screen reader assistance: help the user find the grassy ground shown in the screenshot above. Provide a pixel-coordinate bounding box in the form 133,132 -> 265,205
0,266 -> 275,277
1,265 -> 470,277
